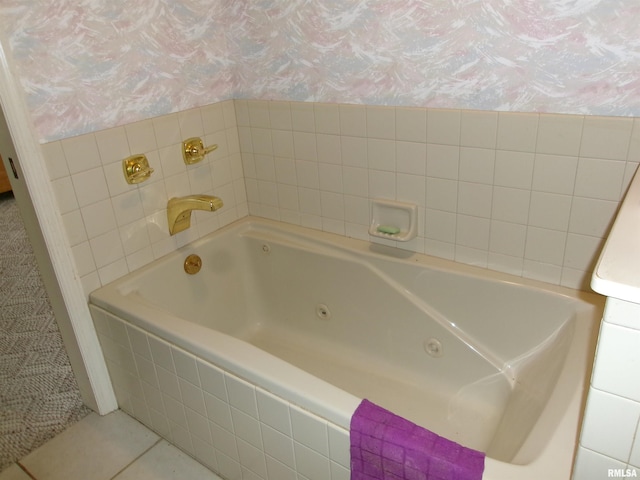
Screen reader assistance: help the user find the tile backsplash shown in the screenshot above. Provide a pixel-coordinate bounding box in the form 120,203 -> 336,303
42,100 -> 248,297
41,99 -> 640,296
236,100 -> 640,291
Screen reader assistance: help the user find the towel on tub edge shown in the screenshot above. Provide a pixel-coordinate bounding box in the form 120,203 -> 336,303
350,399 -> 485,480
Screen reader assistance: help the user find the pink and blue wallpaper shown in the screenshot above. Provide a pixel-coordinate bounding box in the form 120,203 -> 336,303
1,0 -> 639,142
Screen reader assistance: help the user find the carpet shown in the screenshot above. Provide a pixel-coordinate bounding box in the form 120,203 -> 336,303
0,191 -> 91,472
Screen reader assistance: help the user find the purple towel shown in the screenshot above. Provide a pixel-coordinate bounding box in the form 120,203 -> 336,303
350,399 -> 485,480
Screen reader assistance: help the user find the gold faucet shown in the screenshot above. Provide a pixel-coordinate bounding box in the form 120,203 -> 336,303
167,194 -> 223,235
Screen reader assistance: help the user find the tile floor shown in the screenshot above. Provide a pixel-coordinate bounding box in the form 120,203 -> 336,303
0,410 -> 222,480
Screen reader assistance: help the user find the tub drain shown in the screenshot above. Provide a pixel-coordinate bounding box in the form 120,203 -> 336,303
316,304 -> 331,320
262,244 -> 271,254
424,338 -> 443,358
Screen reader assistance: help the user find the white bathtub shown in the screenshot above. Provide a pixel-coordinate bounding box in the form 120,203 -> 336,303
89,217 -> 603,480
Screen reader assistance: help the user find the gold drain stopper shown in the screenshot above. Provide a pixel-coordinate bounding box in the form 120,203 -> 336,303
184,254 -> 202,274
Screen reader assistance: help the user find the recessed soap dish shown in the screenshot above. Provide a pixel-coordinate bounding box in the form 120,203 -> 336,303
369,198 -> 418,242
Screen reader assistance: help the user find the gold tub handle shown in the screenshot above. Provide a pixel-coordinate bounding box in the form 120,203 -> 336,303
184,254 -> 202,275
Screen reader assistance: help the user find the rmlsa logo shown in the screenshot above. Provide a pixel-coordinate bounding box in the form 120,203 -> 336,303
608,469 -> 638,478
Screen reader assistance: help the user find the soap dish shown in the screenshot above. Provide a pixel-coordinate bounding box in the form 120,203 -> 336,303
369,198 -> 418,242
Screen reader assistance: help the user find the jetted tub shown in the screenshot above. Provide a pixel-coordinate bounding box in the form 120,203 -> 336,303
89,217 -> 603,480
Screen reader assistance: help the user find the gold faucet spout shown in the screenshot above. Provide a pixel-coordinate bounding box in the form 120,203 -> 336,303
167,194 -> 224,235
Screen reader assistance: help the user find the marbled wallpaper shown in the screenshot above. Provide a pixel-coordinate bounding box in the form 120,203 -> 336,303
0,0 -> 238,141
1,0 -> 640,142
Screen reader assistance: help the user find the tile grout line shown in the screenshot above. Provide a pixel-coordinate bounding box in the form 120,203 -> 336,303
108,437 -> 164,480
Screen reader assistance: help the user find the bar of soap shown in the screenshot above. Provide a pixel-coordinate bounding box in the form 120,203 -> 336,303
377,225 -> 400,235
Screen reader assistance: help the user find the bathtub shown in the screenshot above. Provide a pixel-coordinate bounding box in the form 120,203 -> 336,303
89,216 -> 603,480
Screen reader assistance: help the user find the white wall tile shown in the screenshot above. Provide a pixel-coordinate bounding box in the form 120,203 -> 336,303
291,102 -> 316,133
536,114 -> 584,156
266,456 -> 297,480
492,186 -> 530,224
426,178 -> 457,212
630,425 -> 640,469
294,442 -> 331,480
603,297 -> 640,330
368,138 -> 395,171
396,174 -> 425,207
327,425 -> 350,469
179,379 -> 207,416
152,114 -> 182,150
426,144 -> 459,179
90,230 -> 126,269
460,110 -> 498,149
178,108 -> 205,140
396,141 -> 426,175
494,150 -> 534,189
523,259 -> 562,285
592,323 -> 640,402
317,163 -> 342,194
81,199 -> 117,239
41,141 -> 70,180
396,107 -> 427,143
252,128 -> 274,156
569,197 -> 618,237
61,210 -> 87,246
256,390 -> 291,436
580,388 -> 640,462
459,147 -> 495,184
201,103 -> 226,134
342,167 -> 368,197
572,446 -> 627,480
317,134 -> 341,165
366,105 -> 395,140
341,136 -> 367,168
296,160 -> 319,189
574,157 -> 626,201
231,408 -> 263,449
489,220 -> 527,258
532,154 -> 578,195
496,112 -> 538,153
204,392 -> 233,432
580,116 -> 634,161
95,126 -> 131,165
458,182 -> 492,218
61,134 -> 102,174
563,233 -> 602,272
524,227 -> 567,266
528,192 -> 572,231
247,100 -> 271,129
427,109 -> 460,145
71,241 -> 96,277
72,167 -> 111,207
290,406 -> 329,456
225,375 -> 258,419
369,170 -> 396,199
456,215 -> 490,250
314,103 -> 339,135
125,119 -> 157,154
339,105 -> 366,137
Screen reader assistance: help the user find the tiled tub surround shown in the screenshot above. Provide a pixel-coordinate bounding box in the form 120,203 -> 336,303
42,100 -> 249,296
44,99 -> 640,299
88,217 -> 603,480
91,308 -> 351,480
237,100 -> 640,292
573,298 -> 640,479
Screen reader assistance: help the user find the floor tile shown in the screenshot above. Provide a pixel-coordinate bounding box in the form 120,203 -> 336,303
114,440 -> 223,480
20,411 -> 159,480
0,464 -> 31,480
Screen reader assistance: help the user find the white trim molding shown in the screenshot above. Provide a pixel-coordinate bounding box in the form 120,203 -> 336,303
0,38 -> 117,414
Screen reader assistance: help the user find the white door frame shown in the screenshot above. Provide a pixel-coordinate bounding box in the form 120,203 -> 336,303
0,40 -> 116,414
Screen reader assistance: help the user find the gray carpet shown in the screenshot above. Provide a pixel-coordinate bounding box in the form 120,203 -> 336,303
0,191 -> 91,472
